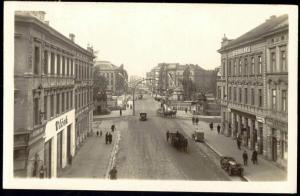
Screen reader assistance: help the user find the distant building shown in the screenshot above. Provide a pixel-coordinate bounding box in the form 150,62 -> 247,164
217,14 -> 288,168
94,61 -> 118,95
14,11 -> 94,178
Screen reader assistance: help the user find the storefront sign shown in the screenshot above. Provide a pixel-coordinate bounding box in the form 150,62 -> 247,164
229,46 -> 251,57
256,116 -> 265,123
56,116 -> 68,131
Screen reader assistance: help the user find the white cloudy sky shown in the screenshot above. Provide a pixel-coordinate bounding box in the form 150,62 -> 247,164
10,2 -> 292,77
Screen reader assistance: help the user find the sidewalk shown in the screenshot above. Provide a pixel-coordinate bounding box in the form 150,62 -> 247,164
179,119 -> 287,181
94,108 -> 132,120
176,110 -> 221,123
60,120 -> 120,178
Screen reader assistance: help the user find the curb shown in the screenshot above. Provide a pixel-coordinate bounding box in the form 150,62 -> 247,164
93,115 -> 131,121
203,139 -> 249,182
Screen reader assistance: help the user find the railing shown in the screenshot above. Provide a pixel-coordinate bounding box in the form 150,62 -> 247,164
41,75 -> 74,88
228,102 -> 264,115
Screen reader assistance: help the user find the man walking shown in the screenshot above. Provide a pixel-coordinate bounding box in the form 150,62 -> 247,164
111,124 -> 115,132
105,132 -> 109,144
243,150 -> 248,166
195,117 -> 199,125
192,116 -> 195,125
109,166 -> 118,180
109,133 -> 112,144
209,122 -> 213,131
166,130 -> 170,142
217,124 -> 221,134
237,135 -> 242,150
251,150 -> 258,164
120,109 -> 122,116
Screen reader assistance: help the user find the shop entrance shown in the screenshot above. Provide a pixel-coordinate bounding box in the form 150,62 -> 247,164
57,131 -> 63,170
44,139 -> 52,178
272,129 -> 277,161
67,125 -> 71,165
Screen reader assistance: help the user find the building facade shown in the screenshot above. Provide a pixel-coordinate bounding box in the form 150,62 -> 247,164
217,14 -> 288,168
14,11 -> 94,178
94,61 -> 118,95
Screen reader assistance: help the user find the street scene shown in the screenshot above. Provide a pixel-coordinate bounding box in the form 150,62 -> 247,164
8,3 -> 296,190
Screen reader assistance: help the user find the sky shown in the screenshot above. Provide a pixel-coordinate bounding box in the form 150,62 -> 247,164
11,3 -> 291,78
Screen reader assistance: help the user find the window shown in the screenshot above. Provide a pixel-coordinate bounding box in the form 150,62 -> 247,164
67,58 -> 70,76
56,93 -> 60,115
244,88 -> 248,104
57,54 -> 60,75
223,62 -> 225,76
223,86 -> 226,99
75,64 -> 78,78
62,56 -> 65,76
251,88 -> 255,105
62,92 -> 65,112
281,50 -> 287,72
282,90 -> 287,112
218,87 -> 221,99
50,95 -> 54,117
66,92 -> 69,110
44,96 -> 47,120
234,87 -> 237,102
258,56 -> 262,75
233,61 -> 236,76
50,52 -> 55,75
43,50 -> 48,74
70,91 -> 73,108
34,46 -> 40,74
251,57 -> 255,75
271,52 -> 276,72
258,89 -> 263,107
228,61 -> 231,76
75,94 -> 77,109
282,131 -> 288,159
82,93 -> 84,107
34,98 -> 39,125
71,60 -> 73,76
272,89 -> 277,110
239,88 -> 242,103
239,59 -> 242,76
244,58 -> 248,76
229,87 -> 232,100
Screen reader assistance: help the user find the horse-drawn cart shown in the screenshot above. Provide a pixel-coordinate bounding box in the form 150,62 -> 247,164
168,131 -> 188,152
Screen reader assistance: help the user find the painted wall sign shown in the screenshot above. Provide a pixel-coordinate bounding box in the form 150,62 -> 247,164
56,116 -> 68,131
229,46 -> 251,57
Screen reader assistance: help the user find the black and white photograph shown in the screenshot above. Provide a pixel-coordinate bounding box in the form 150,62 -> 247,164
3,1 -> 298,193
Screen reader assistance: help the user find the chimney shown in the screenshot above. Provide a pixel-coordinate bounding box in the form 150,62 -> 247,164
69,33 -> 75,42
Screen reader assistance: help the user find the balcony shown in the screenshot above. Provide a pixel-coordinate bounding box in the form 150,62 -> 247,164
265,109 -> 288,122
228,101 -> 264,115
41,75 -> 74,88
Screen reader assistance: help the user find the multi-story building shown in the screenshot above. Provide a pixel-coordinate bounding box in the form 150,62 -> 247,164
94,61 -> 118,95
14,11 -> 94,178
217,14 -> 288,168
147,63 -> 217,99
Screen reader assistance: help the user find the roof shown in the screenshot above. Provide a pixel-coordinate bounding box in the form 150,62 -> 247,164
15,13 -> 94,58
95,61 -> 118,70
219,14 -> 288,51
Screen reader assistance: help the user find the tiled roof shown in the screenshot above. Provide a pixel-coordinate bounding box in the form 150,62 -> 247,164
221,14 -> 288,50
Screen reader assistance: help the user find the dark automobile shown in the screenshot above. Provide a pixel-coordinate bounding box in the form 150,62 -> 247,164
220,156 -> 243,176
139,112 -> 147,121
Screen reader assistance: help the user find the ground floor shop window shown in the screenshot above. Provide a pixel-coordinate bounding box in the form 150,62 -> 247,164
44,139 -> 52,178
281,131 -> 288,160
57,131 -> 63,170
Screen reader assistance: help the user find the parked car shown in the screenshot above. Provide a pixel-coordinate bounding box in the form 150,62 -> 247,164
220,156 -> 243,176
192,130 -> 204,142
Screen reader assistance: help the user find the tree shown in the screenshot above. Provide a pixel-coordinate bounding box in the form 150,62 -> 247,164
115,64 -> 128,96
181,67 -> 196,100
93,66 -> 108,105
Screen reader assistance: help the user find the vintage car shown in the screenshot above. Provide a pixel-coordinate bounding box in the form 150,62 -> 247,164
220,156 -> 243,176
192,130 -> 204,142
139,112 -> 147,121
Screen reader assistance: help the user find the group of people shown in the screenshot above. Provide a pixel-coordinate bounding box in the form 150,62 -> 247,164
242,150 -> 258,166
95,124 -> 117,145
192,116 -> 199,125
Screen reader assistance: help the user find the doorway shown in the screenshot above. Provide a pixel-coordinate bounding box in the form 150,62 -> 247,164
44,139 -> 52,178
272,128 -> 277,161
67,125 -> 71,165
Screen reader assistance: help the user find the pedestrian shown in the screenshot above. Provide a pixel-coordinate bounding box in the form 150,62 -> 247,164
192,116 -> 195,125
243,150 -> 248,166
109,133 -> 112,144
237,136 -> 242,150
120,109 -> 122,116
195,117 -> 199,125
217,124 -> 221,134
109,166 -> 118,179
105,132 -> 108,144
185,108 -> 187,113
96,131 -> 99,136
100,131 -> 102,137
39,165 -> 45,178
166,131 -> 170,142
209,122 -> 213,131
251,150 -> 258,164
111,124 -> 115,132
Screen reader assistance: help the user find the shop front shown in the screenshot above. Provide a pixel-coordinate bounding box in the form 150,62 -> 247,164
44,109 -> 75,178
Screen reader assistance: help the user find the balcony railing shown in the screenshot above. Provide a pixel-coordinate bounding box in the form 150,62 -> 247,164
41,75 -> 74,88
